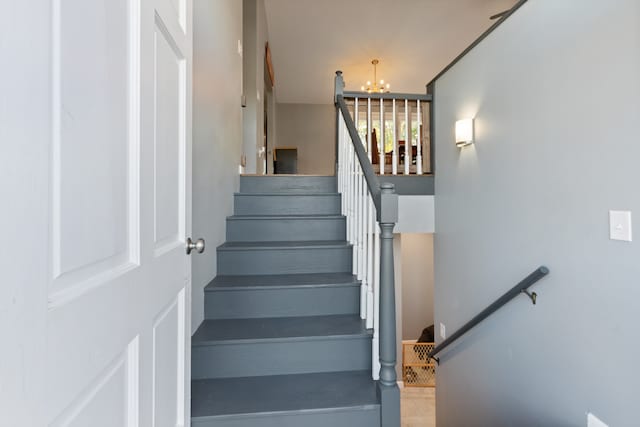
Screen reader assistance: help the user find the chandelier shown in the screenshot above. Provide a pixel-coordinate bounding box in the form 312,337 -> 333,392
361,59 -> 390,93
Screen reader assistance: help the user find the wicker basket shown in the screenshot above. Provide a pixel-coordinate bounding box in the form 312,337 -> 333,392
402,340 -> 436,387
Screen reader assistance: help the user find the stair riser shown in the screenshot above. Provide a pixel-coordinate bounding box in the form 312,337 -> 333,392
192,407 -> 380,427
234,194 -> 341,215
226,217 -> 346,242
217,247 -> 352,275
240,176 -> 337,194
192,338 -> 372,380
205,285 -> 360,319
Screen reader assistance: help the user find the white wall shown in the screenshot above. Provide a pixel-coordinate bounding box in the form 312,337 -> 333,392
275,103 -> 335,175
396,196 -> 434,233
192,0 -> 243,332
393,233 -> 435,380
242,0 -> 271,174
400,234 -> 434,339
434,1 -> 640,425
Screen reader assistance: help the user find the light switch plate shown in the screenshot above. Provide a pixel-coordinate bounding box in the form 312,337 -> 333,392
587,413 -> 608,427
609,210 -> 632,241
439,323 -> 446,339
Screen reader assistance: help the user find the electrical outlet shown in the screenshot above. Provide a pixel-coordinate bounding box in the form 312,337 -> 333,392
237,40 -> 243,56
439,323 -> 446,339
587,413 -> 608,427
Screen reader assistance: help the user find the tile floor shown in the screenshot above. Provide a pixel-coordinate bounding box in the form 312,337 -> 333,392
401,386 -> 436,427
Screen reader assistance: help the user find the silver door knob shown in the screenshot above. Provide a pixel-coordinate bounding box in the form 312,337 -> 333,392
186,237 -> 205,254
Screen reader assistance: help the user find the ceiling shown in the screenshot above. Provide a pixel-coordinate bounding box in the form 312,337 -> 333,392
264,0 -> 518,104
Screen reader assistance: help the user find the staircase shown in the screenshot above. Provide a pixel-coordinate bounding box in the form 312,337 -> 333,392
191,175 -> 381,427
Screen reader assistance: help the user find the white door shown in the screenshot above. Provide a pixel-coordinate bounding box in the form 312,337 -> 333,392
1,0 -> 193,426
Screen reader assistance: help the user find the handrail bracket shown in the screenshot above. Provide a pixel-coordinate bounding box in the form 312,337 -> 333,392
521,289 -> 537,305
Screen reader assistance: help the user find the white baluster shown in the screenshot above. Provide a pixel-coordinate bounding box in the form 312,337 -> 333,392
358,167 -> 366,319
379,98 -> 385,175
360,176 -> 369,285
349,145 -> 354,247
359,167 -> 365,280
353,157 -> 359,278
355,98 -> 359,141
343,128 -> 348,237
366,195 -> 374,330
417,100 -> 423,175
347,141 -> 352,245
372,209 -> 381,380
404,99 -> 410,175
367,98 -> 372,161
392,99 -> 397,175
339,118 -> 345,215
362,182 -> 369,325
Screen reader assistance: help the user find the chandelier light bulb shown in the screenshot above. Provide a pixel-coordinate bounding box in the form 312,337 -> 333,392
361,59 -> 390,94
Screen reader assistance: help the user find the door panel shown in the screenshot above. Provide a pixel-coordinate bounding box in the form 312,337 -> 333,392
50,0 -> 140,306
153,18 -> 185,256
50,338 -> 139,427
152,290 -> 186,427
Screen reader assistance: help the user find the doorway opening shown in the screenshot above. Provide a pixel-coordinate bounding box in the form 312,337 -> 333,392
263,43 -> 275,174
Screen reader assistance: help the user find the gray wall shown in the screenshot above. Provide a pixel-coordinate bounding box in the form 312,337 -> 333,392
192,0 -> 243,332
400,234 -> 434,340
276,103 -> 335,175
433,1 -> 640,426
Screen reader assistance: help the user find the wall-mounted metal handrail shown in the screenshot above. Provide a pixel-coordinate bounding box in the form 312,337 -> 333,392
428,266 -> 549,364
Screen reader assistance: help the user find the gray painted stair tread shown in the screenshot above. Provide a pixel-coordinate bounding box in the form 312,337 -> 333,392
206,273 -> 359,289
240,174 -> 334,176
191,370 -> 378,418
239,176 -> 337,194
192,315 -> 370,344
235,192 -> 339,196
228,214 -> 344,219
218,240 -> 349,250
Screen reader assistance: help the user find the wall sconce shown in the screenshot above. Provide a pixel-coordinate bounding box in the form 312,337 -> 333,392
455,118 -> 474,147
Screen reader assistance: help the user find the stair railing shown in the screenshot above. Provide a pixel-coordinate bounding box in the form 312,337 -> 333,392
335,71 -> 400,427
341,89 -> 433,175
